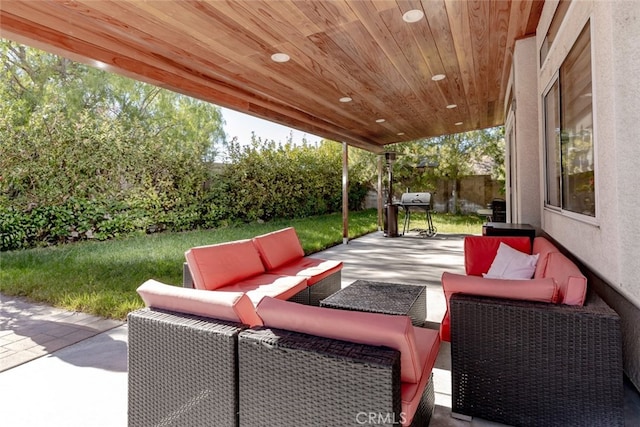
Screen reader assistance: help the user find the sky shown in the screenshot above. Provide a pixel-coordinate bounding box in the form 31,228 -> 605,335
220,107 -> 322,146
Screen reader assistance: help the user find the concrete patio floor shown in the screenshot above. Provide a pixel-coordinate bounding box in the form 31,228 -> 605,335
1,230 -> 639,426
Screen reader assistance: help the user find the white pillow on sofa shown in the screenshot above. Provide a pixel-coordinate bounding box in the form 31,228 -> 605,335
483,242 -> 539,279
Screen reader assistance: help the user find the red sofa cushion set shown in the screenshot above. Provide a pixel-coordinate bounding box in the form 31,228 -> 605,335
184,227 -> 342,304
439,235 -> 588,342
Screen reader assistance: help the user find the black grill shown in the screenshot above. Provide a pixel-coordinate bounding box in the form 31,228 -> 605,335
397,192 -> 437,237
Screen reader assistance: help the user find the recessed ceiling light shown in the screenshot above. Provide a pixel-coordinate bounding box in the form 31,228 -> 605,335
446,104 -> 457,109
271,53 -> 290,63
339,97 -> 353,103
403,9 -> 424,23
397,132 -> 405,136
431,74 -> 446,81
455,121 -> 463,126
94,60 -> 108,70
376,119 -> 386,123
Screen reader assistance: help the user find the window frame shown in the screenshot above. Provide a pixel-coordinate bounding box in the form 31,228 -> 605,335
542,20 -> 597,222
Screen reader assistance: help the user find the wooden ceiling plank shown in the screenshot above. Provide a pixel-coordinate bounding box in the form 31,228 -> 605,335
466,0 -> 491,130
370,4 -> 451,133
1,5 -> 382,149
305,22 -> 422,138
18,0 -> 340,132
444,0 -> 480,132
346,1 -> 441,136
419,0 -> 471,131
0,0 -> 544,149
292,0 -> 361,28
489,2 -> 514,105
84,0 -> 407,143
202,4 -> 380,130
390,0 -> 458,135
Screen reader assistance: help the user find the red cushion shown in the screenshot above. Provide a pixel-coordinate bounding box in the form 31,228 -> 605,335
256,297 -> 429,384
185,240 -> 265,290
269,257 -> 342,285
543,251 -> 587,305
464,236 -> 531,276
439,271 -> 559,341
136,279 -> 262,326
401,327 -> 440,425
532,236 -> 560,279
221,274 -> 307,305
439,314 -> 451,342
252,227 -> 305,270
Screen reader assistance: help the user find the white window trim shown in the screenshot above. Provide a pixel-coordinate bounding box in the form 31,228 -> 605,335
541,18 -> 599,225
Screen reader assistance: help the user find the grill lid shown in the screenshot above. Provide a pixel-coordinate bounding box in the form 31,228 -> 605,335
400,192 -> 431,205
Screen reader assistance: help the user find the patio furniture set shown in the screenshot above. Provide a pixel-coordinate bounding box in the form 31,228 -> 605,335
127,228 -> 624,426
128,228 -> 439,426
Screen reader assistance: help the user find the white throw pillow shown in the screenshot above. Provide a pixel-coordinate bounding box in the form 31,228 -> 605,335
483,242 -> 539,280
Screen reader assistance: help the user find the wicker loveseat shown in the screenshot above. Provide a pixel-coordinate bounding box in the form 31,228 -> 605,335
441,236 -> 624,426
183,227 -> 342,306
127,281 -> 440,427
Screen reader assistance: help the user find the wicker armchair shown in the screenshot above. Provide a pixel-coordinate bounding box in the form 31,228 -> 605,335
127,308 -> 248,427
450,291 -> 624,426
238,327 -> 435,427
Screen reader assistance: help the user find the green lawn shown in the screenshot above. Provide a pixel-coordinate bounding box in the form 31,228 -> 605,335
0,210 -> 483,319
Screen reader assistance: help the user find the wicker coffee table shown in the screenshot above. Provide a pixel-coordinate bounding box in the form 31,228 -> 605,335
320,280 -> 426,326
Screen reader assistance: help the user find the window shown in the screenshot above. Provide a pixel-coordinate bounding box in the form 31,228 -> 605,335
539,0 -> 572,65
543,22 -> 594,217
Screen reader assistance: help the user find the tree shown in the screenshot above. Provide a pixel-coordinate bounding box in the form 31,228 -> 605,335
388,127 -> 505,212
0,39 -> 226,211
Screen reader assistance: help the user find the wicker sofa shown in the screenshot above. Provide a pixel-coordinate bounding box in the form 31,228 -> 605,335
183,227 -> 342,306
441,236 -> 624,426
128,280 -> 440,427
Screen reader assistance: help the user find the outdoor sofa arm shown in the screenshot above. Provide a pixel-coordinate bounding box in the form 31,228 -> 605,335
127,308 -> 247,427
450,292 -> 624,427
238,327 -> 435,427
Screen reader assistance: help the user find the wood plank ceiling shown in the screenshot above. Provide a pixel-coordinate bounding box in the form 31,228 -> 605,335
0,0 -> 543,153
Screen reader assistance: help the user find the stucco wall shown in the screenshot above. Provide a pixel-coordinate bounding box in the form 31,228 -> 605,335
533,0 -> 640,388
512,36 -> 541,228
537,0 -> 640,307
611,3 -> 640,306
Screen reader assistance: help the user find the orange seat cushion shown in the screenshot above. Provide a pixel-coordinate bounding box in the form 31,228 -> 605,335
269,257 -> 342,285
222,274 -> 307,305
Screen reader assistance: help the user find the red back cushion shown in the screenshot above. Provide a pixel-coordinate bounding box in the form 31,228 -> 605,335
542,252 -> 587,305
136,279 -> 262,326
532,237 -> 560,279
256,297 -> 425,384
464,236 -> 531,276
252,227 -> 304,270
185,240 -> 265,290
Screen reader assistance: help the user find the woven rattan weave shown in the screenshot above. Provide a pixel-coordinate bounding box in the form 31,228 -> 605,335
450,292 -> 624,426
320,280 -> 426,326
127,308 -> 246,427
238,327 -> 434,426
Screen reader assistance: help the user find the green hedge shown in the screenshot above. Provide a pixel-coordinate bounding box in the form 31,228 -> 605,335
0,141 -> 370,251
